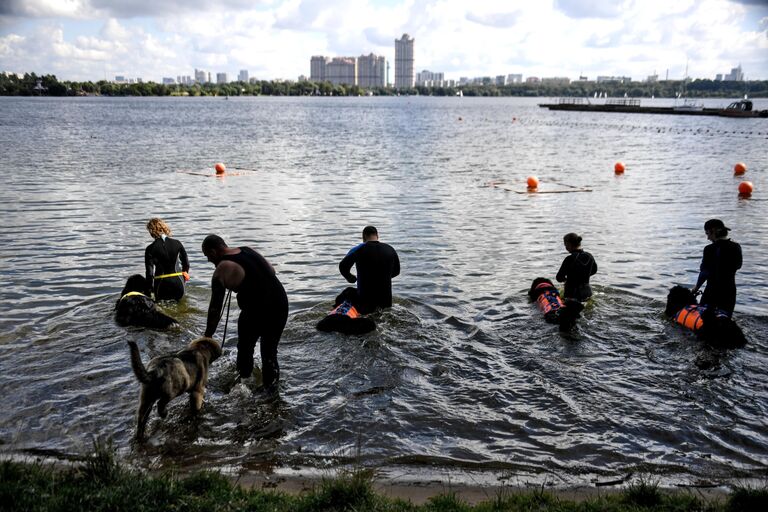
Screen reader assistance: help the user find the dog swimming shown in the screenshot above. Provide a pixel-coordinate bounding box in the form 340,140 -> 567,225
316,300 -> 377,334
128,337 -> 222,440
665,285 -> 746,349
528,277 -> 584,332
115,274 -> 178,328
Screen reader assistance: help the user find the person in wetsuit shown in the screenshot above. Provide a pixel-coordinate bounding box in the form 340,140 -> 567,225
556,232 -> 597,302
144,218 -> 189,301
337,225 -> 400,314
202,234 -> 288,392
692,219 -> 742,317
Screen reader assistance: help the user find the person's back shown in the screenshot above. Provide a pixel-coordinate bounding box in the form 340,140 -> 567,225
556,233 -> 597,302
695,219 -> 742,316
220,246 -> 287,312
144,218 -> 189,301
339,226 -> 400,313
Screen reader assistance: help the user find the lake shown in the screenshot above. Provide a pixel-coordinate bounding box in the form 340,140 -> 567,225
0,95 -> 766,486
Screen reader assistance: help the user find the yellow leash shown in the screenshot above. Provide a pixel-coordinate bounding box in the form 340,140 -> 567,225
120,291 -> 146,300
154,272 -> 183,279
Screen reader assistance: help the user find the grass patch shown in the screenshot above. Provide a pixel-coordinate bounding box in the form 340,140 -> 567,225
2,444 -> 767,511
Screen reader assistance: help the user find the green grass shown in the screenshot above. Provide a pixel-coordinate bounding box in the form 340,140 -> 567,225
1,443 -> 767,512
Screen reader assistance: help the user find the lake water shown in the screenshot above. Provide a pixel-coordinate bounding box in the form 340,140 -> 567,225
0,96 -> 766,487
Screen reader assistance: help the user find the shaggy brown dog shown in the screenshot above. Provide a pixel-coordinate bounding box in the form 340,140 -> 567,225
128,337 -> 222,440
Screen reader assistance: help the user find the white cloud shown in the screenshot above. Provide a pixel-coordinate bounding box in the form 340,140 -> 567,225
0,0 -> 766,81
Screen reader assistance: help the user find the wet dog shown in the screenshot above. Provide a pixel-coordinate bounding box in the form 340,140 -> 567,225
665,285 -> 746,349
115,274 -> 177,328
128,337 -> 222,440
316,300 -> 377,334
528,278 -> 584,331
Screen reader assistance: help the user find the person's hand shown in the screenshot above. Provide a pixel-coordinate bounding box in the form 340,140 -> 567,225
346,275 -> 357,284
182,271 -> 190,281
691,286 -> 700,295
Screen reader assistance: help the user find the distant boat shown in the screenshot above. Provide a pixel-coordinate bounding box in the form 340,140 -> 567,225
456,90 -> 463,97
673,98 -> 704,112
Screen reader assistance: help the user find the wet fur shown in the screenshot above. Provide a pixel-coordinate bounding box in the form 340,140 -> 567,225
128,337 -> 222,440
665,285 -> 746,349
528,277 -> 584,332
115,274 -> 177,328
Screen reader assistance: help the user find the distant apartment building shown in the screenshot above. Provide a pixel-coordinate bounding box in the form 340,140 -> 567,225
596,75 -> 631,83
645,74 -> 659,83
722,65 -> 743,81
114,75 -> 126,83
326,57 -> 357,85
495,75 -> 506,86
238,69 -> 249,82
416,69 -> 444,86
357,53 -> 386,87
541,77 -> 570,85
310,55 -> 329,82
162,77 -> 176,84
525,76 -> 540,83
177,75 -> 193,85
715,73 -> 724,81
216,73 -> 228,84
194,68 -> 207,83
394,33 -> 415,88
507,74 -> 523,84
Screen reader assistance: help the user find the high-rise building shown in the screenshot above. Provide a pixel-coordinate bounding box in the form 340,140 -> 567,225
216,73 -> 228,84
310,56 -> 329,82
194,68 -> 206,83
416,69 -> 444,86
162,77 -> 176,84
724,64 -> 743,81
238,69 -> 249,82
326,57 -> 357,85
507,74 -> 523,83
357,53 -> 386,87
394,33 -> 415,89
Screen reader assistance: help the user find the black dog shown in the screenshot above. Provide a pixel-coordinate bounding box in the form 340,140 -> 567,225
316,299 -> 376,335
528,278 -> 584,332
665,285 -> 746,348
115,274 -> 178,328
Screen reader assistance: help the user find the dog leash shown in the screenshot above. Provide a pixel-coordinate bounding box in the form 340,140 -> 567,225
219,290 -> 233,349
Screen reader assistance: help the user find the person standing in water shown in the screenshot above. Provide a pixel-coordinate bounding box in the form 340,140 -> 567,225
556,232 -> 598,302
202,234 -> 288,392
692,219 -> 742,317
144,218 -> 189,301
338,225 -> 400,314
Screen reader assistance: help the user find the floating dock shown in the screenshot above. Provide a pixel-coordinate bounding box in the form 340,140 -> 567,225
538,98 -> 768,118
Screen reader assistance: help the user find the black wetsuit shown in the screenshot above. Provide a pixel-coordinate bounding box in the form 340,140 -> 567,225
145,236 -> 189,301
339,241 -> 400,314
205,247 -> 288,387
556,249 -> 597,301
696,238 -> 742,317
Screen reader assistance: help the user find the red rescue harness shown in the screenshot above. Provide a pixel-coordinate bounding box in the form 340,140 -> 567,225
674,305 -> 704,331
535,283 -> 564,315
330,301 -> 360,319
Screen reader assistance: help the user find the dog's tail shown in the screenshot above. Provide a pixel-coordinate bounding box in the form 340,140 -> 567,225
558,299 -> 584,332
127,341 -> 151,384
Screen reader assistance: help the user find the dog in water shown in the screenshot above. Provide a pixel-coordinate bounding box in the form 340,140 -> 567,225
528,278 -> 584,332
316,300 -> 377,334
115,274 -> 177,328
665,285 -> 746,349
128,337 -> 222,440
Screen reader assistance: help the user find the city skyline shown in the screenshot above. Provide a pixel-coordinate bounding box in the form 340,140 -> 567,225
1,1 -> 767,82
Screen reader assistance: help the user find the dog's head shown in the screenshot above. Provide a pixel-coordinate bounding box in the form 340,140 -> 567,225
558,298 -> 584,332
189,336 -> 223,362
121,274 -> 149,297
699,309 -> 747,349
665,285 -> 696,317
529,277 -> 555,299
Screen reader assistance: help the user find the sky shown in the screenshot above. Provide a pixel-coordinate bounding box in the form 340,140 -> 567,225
1,0 -> 767,83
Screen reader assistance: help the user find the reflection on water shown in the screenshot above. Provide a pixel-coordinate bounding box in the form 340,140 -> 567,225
0,96 -> 766,483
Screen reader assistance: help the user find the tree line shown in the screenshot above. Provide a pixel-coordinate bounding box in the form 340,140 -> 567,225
2,72 -> 766,98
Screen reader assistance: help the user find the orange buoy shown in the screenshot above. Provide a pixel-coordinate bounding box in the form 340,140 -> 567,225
526,176 -> 539,190
214,162 -> 226,175
614,161 -> 625,174
734,162 -> 747,175
738,181 -> 753,197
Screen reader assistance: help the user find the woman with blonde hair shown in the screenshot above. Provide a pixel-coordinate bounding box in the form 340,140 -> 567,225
145,218 -> 189,301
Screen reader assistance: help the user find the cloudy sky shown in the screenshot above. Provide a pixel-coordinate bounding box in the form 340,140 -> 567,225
1,0 -> 767,82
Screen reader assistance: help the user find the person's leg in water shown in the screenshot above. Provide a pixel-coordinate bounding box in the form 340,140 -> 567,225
260,307 -> 288,392
236,313 -> 259,379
